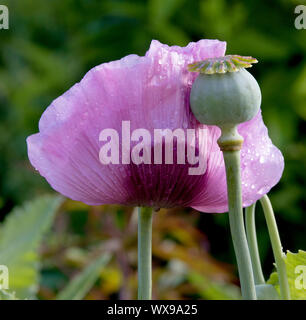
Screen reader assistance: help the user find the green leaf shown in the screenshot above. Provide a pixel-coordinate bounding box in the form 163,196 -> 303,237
267,250 -> 306,300
56,253 -> 111,300
188,272 -> 242,300
0,289 -> 18,300
0,195 -> 63,299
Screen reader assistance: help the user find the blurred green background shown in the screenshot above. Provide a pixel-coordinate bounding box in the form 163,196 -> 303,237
0,0 -> 305,299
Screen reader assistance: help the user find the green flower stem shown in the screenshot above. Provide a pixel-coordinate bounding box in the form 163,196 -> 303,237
245,203 -> 265,285
223,150 -> 257,300
259,195 -> 291,300
137,207 -> 153,300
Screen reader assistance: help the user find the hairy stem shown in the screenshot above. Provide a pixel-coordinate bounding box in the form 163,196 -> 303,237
245,203 -> 265,285
137,207 -> 153,300
259,195 -> 290,300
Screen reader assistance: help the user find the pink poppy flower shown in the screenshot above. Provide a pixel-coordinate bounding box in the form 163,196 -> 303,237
26,40 -> 284,213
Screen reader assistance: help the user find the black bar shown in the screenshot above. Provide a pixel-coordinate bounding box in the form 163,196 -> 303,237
1,300 -> 304,319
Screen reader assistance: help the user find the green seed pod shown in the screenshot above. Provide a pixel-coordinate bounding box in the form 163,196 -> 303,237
189,55 -> 261,127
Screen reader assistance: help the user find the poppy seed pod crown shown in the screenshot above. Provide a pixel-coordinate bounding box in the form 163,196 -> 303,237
189,55 -> 261,127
